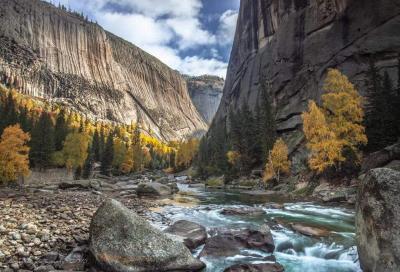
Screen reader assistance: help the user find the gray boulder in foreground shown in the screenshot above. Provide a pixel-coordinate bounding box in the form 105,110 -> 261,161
356,168 -> 400,272
89,199 -> 205,272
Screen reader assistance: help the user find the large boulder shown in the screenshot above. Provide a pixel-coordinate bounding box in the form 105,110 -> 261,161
356,168 -> 400,272
224,262 -> 285,272
200,226 -> 275,257
59,180 -> 101,190
164,220 -> 207,251
89,199 -> 205,272
137,182 -> 172,196
361,142 -> 400,173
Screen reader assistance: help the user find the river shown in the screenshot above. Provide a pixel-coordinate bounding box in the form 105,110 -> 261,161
150,184 -> 362,272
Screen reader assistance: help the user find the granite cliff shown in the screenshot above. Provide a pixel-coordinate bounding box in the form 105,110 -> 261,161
186,75 -> 224,124
0,0 -> 207,141
213,0 -> 400,170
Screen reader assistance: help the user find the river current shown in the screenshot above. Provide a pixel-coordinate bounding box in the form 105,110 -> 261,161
150,184 -> 362,272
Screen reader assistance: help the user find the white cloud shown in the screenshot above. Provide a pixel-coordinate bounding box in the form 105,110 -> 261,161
45,0 -> 234,77
217,10 -> 238,45
178,56 -> 228,78
166,17 -> 216,50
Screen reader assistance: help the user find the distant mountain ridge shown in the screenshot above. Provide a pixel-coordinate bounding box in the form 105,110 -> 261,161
185,75 -> 224,124
0,0 -> 207,141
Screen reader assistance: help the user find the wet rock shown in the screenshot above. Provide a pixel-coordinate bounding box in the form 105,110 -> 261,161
59,180 -> 101,191
90,199 -> 205,271
290,224 -> 330,237
220,207 -> 265,216
224,262 -> 285,272
356,168 -> 400,272
137,182 -> 172,196
164,220 -> 207,251
200,226 -> 275,257
61,246 -> 87,271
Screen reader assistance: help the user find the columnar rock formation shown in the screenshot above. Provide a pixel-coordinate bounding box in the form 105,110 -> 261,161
0,0 -> 207,141
186,75 -> 224,124
213,0 -> 400,165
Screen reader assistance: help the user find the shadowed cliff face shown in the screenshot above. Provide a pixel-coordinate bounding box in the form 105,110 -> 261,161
186,75 -> 224,124
214,0 -> 400,169
0,0 -> 207,141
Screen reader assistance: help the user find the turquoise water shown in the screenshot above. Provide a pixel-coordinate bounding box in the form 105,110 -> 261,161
151,184 -> 361,272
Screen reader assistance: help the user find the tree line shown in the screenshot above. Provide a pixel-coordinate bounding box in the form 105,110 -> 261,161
0,87 -> 198,184
197,64 -> 400,183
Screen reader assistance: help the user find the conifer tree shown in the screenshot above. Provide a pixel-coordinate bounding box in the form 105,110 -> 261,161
101,132 -> 114,176
30,112 -> 55,170
18,105 -> 31,133
0,92 -> 18,134
82,143 -> 94,179
92,129 -> 101,161
131,125 -> 143,172
54,109 -> 69,151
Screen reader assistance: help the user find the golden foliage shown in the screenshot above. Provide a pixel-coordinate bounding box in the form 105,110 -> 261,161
175,139 -> 199,170
61,132 -> 90,170
302,69 -> 367,173
263,138 -> 290,182
227,150 -> 241,166
302,101 -> 344,173
0,125 -> 31,183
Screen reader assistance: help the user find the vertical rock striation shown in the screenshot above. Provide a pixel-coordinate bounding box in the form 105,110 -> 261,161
186,75 -> 224,124
0,0 -> 207,141
213,0 -> 400,165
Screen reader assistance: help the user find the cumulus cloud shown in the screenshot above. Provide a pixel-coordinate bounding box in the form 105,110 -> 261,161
45,0 -> 236,77
217,10 -> 238,45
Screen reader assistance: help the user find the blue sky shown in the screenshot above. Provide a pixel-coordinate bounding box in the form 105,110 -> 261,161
46,0 -> 240,78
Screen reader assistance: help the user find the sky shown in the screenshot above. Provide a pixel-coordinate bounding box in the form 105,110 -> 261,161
46,0 -> 240,78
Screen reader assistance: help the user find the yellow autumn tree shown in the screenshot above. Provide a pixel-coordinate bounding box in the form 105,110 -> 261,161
322,69 -> 367,158
175,139 -> 199,170
0,125 -> 31,183
61,132 -> 89,171
227,150 -> 241,169
113,137 -> 127,170
302,101 -> 344,173
120,147 -> 134,174
263,138 -> 290,182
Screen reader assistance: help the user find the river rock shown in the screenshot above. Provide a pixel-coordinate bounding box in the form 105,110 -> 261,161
90,199 -> 205,271
200,226 -> 275,257
356,168 -> 400,272
224,262 -> 285,272
361,142 -> 400,173
164,220 -> 207,251
137,182 -> 172,196
290,224 -> 330,237
58,180 -> 101,191
220,207 -> 265,216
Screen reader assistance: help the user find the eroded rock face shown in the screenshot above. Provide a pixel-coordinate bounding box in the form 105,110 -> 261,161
0,0 -> 207,141
356,168 -> 400,272
186,75 -> 224,124
90,199 -> 205,272
213,0 -> 400,164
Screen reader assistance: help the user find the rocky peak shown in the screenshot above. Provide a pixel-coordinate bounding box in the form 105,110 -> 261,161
0,0 -> 207,141
185,75 -> 224,124
213,0 -> 400,166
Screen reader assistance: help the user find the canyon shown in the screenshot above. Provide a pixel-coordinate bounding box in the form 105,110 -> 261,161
0,0 -> 207,141
186,75 -> 224,124
213,0 -> 400,169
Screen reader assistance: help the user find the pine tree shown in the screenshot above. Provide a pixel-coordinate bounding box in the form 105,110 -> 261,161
101,132 -> 114,176
82,143 -> 94,179
18,105 -> 31,133
365,62 -> 399,151
99,126 -> 106,160
0,92 -> 18,135
54,109 -> 69,151
92,129 -> 101,161
131,125 -> 143,172
30,112 -> 55,170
